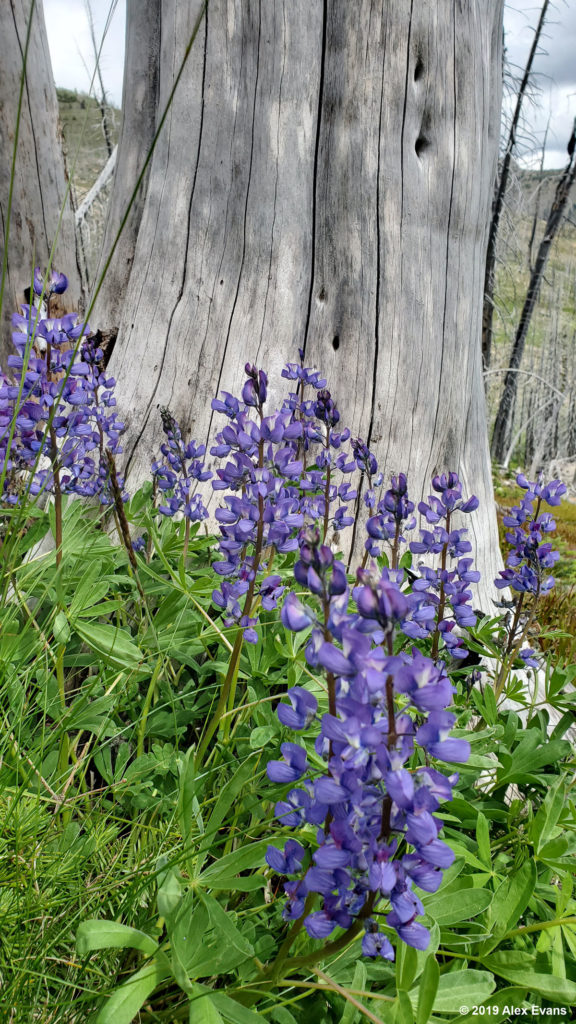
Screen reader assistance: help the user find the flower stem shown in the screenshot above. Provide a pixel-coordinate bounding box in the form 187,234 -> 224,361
196,448 -> 266,765
431,510 -> 451,660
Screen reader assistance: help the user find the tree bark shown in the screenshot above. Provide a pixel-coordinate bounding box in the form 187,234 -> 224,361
91,0 -> 161,335
100,0 -> 505,606
0,0 -> 81,366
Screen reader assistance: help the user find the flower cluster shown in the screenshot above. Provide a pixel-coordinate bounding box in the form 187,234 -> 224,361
266,525 -> 470,957
209,363 -> 304,639
365,473 -> 415,559
1,270 -> 124,505
405,473 -> 480,660
495,472 -> 565,597
208,357 -> 379,642
152,407 -> 211,522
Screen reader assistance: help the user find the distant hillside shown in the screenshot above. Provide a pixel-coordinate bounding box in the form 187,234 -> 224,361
57,88 -> 120,198
508,162 -> 576,223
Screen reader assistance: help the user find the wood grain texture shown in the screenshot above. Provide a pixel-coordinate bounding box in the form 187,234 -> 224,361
0,0 -> 81,366
104,0 -> 505,606
92,0 -> 161,331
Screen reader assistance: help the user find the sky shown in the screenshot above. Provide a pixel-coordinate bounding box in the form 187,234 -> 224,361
43,0 -> 575,171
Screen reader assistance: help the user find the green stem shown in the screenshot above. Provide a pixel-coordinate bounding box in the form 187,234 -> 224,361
504,915 -> 576,939
322,464 -> 331,544
196,443 -> 266,765
136,656 -> 164,758
281,893 -> 377,974
390,518 -> 401,571
183,517 -> 191,560
56,644 -> 69,781
493,593 -> 534,700
431,511 -> 450,661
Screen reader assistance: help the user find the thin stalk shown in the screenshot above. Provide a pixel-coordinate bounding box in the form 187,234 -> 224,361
494,597 -> 539,701
56,645 -> 69,781
504,916 -> 576,939
430,511 -> 450,660
49,425 -> 63,568
183,517 -> 191,560
322,425 -> 331,542
494,497 -> 542,700
281,893 -> 377,973
390,518 -> 401,571
196,443 -> 266,765
136,655 -> 164,757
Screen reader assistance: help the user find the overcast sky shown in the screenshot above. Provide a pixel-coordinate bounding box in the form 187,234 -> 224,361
43,0 -> 575,170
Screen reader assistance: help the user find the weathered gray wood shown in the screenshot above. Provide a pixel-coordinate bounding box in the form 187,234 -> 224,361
0,0 -> 81,366
102,0 -> 505,606
92,0 -> 161,332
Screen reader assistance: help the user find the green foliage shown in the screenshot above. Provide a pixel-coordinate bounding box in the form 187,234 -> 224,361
0,491 -> 574,1023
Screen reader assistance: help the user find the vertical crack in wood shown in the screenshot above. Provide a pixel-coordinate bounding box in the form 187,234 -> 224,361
380,0 -> 413,475
301,0 -> 327,359
429,9 -> 457,470
202,0 -> 263,456
398,0 -> 413,244
256,1 -> 286,362
125,3 -> 208,474
11,1 -> 51,247
347,2 -> 386,568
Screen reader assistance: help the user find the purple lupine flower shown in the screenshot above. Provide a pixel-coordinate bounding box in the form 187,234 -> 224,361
277,688 -> 318,730
152,407 -> 211,524
362,929 -> 395,960
265,840 -> 305,875
416,712 -> 471,763
266,521 -> 469,957
33,266 -> 68,296
1,294 -> 125,506
495,473 -> 565,597
267,742 -> 308,783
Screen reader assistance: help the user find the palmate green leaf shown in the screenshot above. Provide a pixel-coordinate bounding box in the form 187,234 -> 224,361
537,832 -> 576,868
396,942 -> 418,992
408,969 -> 495,1013
178,747 -> 200,849
415,955 -> 438,1024
210,992 -> 268,1024
340,961 -> 367,1024
193,752 -> 262,877
423,888 -> 493,926
157,860 -> 183,922
475,812 -> 491,867
394,990 -> 414,1024
76,919 -> 159,958
66,694 -> 117,735
167,891 -> 254,981
480,951 -> 576,1002
495,731 -> 571,787
530,776 -> 565,853
447,987 -> 526,1024
53,609 -> 71,644
189,992 -> 225,1024
197,839 -> 278,887
68,560 -> 109,617
249,725 -> 277,749
73,620 -> 145,671
477,858 -> 536,955
94,959 -> 171,1024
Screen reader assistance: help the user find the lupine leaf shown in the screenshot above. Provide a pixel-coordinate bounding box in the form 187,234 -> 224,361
94,960 -> 171,1024
76,919 -> 158,958
415,955 -> 439,1024
480,951 -> 576,1001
